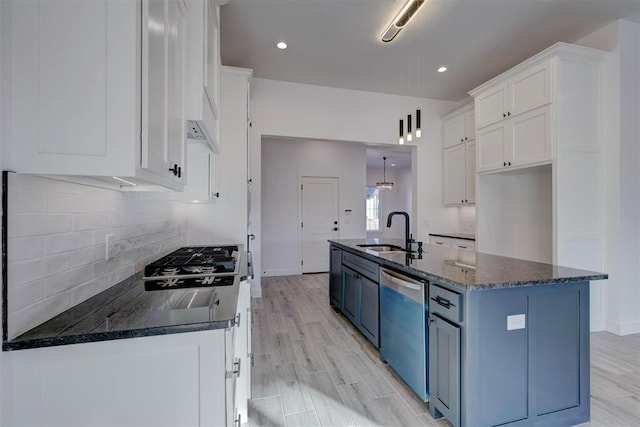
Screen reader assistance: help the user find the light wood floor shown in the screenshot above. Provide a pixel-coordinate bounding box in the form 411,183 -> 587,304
248,274 -> 640,427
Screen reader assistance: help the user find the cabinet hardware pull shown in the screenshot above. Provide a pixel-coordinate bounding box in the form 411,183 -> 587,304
250,353 -> 255,367
169,164 -> 179,175
461,199 -> 464,203
508,111 -> 511,116
504,161 -> 507,167
460,138 -> 464,142
503,112 -> 507,118
234,414 -> 242,427
234,313 -> 241,327
432,296 -> 452,309
508,161 -> 512,166
233,358 -> 241,376
465,136 -> 468,141
177,166 -> 182,178
212,192 -> 220,198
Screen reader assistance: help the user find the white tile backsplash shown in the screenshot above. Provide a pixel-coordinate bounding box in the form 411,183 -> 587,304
6,174 -> 187,339
459,206 -> 476,235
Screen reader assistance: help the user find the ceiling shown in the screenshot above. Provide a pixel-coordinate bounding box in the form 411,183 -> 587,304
220,0 -> 640,102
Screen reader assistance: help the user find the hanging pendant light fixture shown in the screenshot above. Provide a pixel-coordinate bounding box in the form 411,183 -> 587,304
399,118 -> 404,144
407,114 -> 413,142
416,108 -> 422,138
376,157 -> 394,190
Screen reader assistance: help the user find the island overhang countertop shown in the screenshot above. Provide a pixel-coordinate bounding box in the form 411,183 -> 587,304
329,238 -> 607,292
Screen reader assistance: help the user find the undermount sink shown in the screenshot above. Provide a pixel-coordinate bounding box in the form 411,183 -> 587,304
357,244 -> 408,253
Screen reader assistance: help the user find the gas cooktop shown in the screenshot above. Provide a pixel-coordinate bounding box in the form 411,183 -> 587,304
143,245 -> 240,291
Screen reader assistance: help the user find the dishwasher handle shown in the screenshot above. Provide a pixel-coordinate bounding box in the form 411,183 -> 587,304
380,268 -> 425,303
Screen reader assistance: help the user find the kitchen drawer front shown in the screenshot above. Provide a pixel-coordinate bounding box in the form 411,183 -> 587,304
430,236 -> 452,247
430,284 -> 463,323
343,251 -> 379,283
451,239 -> 475,251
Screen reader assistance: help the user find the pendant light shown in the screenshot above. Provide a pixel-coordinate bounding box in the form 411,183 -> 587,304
399,118 -> 404,145
416,108 -> 422,138
376,157 -> 394,190
407,113 -> 413,142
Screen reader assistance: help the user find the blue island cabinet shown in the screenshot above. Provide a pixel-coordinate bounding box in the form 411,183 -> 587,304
429,280 -> 590,427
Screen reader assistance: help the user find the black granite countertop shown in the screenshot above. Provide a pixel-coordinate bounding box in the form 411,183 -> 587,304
330,239 -> 607,292
3,252 -> 252,351
428,232 -> 476,241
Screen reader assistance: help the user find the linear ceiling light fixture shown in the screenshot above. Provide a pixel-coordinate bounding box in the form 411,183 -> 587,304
376,157 -> 394,190
381,0 -> 426,43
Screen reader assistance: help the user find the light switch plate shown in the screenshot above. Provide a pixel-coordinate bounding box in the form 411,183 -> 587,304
105,234 -> 116,260
507,314 -> 526,331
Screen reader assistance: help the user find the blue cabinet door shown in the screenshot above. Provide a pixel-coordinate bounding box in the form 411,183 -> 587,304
329,247 -> 343,308
429,314 -> 460,427
359,275 -> 379,347
342,267 -> 359,323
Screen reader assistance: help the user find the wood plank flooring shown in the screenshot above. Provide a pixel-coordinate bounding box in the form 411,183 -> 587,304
248,274 -> 640,427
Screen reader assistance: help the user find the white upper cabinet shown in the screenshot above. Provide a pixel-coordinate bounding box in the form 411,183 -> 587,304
471,55 -> 555,173
442,104 -> 475,206
5,0 -> 187,190
185,0 -> 221,152
443,104 -> 475,149
475,59 -> 552,129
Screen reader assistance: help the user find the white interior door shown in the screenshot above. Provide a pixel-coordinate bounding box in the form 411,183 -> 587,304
301,177 -> 339,273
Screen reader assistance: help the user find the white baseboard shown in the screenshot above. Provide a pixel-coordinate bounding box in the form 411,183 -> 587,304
261,268 -> 300,277
606,319 -> 640,336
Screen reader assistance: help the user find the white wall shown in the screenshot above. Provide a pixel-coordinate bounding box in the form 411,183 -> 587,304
575,20 -> 640,335
250,78 -> 459,289
261,137 -> 366,276
366,165 -> 413,240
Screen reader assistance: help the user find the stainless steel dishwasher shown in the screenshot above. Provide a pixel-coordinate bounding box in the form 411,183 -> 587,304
379,267 -> 429,401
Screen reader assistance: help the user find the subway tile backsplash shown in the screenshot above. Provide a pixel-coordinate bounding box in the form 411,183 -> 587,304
5,174 -> 187,339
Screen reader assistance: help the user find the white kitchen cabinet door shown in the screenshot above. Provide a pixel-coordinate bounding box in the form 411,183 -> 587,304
465,109 -> 476,141
510,105 -> 552,168
142,0 -> 171,179
167,0 -> 187,184
509,60 -> 552,117
443,114 -> 466,149
444,145 -> 466,205
465,140 -> 476,204
235,280 -> 252,423
6,0 -> 187,191
475,83 -> 508,129
7,331 -> 229,427
477,123 -> 507,172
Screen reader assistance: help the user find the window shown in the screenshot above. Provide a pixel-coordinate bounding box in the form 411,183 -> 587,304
366,187 -> 380,231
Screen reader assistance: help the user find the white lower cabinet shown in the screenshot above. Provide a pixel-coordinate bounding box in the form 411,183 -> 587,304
430,236 -> 452,247
4,282 -> 252,426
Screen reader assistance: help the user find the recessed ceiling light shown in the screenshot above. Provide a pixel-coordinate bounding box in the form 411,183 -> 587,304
437,66 -> 448,73
277,41 -> 288,50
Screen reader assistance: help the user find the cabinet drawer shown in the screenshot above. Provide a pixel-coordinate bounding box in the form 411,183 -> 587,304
430,284 -> 462,323
451,239 -> 475,251
430,236 -> 452,247
343,251 -> 379,283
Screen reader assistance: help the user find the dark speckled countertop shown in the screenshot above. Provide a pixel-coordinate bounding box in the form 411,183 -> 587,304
330,239 -> 607,292
3,252 -> 252,351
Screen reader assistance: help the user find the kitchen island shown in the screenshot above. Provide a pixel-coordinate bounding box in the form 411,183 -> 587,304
329,238 -> 607,427
1,252 -> 252,427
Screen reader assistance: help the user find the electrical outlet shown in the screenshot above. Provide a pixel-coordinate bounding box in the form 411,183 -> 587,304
507,314 -> 526,331
105,234 -> 116,260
